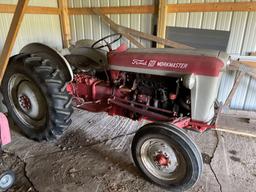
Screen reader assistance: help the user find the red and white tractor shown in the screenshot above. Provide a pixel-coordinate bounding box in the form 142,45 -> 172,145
2,33 -> 229,191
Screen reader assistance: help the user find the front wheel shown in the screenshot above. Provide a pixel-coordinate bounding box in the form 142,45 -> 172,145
131,123 -> 203,191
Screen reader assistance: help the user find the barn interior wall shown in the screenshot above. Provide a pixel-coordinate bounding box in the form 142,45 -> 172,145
167,0 -> 256,110
0,0 -> 62,56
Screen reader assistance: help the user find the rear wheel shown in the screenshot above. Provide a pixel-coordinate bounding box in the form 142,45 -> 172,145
131,123 -> 202,191
2,54 -> 73,141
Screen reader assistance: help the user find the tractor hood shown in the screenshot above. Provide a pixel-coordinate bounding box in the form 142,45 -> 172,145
108,48 -> 229,77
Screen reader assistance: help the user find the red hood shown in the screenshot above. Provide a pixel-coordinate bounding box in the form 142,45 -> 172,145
108,51 -> 224,77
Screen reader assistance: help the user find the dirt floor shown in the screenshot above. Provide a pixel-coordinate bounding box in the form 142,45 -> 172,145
2,108 -> 256,192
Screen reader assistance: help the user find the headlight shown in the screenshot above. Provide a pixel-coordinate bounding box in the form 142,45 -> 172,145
183,74 -> 196,89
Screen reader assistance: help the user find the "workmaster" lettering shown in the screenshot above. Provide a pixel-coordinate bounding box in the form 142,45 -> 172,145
157,62 -> 188,69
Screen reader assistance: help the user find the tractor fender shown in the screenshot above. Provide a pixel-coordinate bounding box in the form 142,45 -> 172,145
20,43 -> 73,82
69,39 -> 108,66
69,47 -> 108,67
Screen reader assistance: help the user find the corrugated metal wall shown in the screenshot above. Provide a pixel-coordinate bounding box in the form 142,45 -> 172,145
68,0 -> 155,48
68,0 -> 256,110
167,0 -> 256,110
0,0 -> 62,56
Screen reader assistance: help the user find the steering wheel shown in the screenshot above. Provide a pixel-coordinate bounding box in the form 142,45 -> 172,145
91,33 -> 122,51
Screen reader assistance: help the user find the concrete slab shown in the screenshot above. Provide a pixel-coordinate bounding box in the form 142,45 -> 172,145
2,109 -> 256,192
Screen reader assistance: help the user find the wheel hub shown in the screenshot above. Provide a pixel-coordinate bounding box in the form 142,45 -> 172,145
154,153 -> 170,167
140,138 -> 181,180
8,74 -> 47,129
18,94 -> 31,111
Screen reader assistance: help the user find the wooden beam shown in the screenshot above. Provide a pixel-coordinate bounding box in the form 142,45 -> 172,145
67,2 -> 256,15
168,2 -> 256,13
228,61 -> 256,80
157,0 -> 168,48
0,4 -> 60,14
58,0 -> 71,48
1,2 -> 256,15
0,0 -> 29,83
240,61 -> 256,68
216,128 -> 256,138
68,6 -> 156,15
222,109 -> 256,119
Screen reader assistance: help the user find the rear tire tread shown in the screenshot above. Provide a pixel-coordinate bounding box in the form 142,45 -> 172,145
2,54 -> 73,141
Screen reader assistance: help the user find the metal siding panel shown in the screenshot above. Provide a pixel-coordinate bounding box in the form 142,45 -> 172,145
167,13 -> 176,26
141,0 -> 154,47
216,11 -> 232,31
244,78 -> 256,110
138,0 -> 154,48
0,13 -> 62,56
216,0 -> 234,103
73,0 -> 85,41
140,12 -> 154,47
167,0 -> 177,26
226,12 -> 248,54
0,0 -> 16,4
67,0 -> 154,48
188,0 -> 203,28
217,0 -> 252,108
99,0 -> 110,40
241,12 -> 256,54
220,12 -> 250,109
119,0 -> 130,46
230,75 -> 250,109
217,71 -> 236,104
29,0 -> 58,7
130,0 -> 141,48
90,0 -> 101,41
69,0 -> 77,42
215,0 -> 234,31
201,0 -> 218,29
218,10 -> 251,108
0,0 -> 58,7
176,0 -> 190,27
82,0 -> 93,40
109,0 -> 120,49
240,10 -> 256,110
220,0 -> 250,109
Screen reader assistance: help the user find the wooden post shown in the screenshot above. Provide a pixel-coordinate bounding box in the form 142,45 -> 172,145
0,0 -> 29,84
58,0 -> 71,48
157,0 -> 168,48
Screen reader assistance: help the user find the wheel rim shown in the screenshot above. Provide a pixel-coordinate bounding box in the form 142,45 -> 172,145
140,138 -> 186,181
0,173 -> 14,189
8,73 -> 47,129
